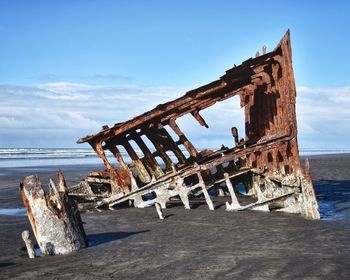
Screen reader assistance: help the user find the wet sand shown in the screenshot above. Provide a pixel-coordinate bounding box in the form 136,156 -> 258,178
0,155 -> 350,279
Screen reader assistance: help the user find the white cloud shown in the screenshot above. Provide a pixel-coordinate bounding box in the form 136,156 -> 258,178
36,82 -> 95,100
296,85 -> 350,148
0,82 -> 349,149
38,82 -> 95,93
0,83 -> 183,147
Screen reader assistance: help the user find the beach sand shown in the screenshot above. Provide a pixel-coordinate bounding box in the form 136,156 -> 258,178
0,154 -> 350,279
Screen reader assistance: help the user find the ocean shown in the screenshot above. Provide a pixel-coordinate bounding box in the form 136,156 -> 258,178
0,147 -> 350,168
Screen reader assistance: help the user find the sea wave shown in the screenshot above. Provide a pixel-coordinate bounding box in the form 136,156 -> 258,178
299,148 -> 350,156
0,148 -> 119,160
0,148 -> 97,158
0,148 -> 145,168
0,148 -> 349,168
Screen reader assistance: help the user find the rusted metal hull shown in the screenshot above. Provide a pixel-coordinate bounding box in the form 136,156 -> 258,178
72,31 -> 320,219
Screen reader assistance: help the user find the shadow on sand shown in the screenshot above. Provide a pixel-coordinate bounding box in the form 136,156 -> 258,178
87,230 -> 149,247
0,262 -> 15,268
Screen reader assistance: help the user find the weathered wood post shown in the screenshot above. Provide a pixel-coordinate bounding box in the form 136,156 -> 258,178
20,170 -> 87,255
155,202 -> 164,219
21,230 -> 35,258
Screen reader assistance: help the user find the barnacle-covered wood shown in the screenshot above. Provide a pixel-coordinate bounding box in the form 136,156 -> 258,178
73,31 -> 320,219
20,171 -> 87,255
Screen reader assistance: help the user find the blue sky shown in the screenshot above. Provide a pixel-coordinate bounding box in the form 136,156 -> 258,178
0,0 -> 350,149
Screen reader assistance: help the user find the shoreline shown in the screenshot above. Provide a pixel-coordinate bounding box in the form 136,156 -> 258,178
0,151 -> 350,170
1,149 -> 350,168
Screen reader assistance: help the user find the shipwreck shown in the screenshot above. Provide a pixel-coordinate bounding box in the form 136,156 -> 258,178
68,31 -> 319,219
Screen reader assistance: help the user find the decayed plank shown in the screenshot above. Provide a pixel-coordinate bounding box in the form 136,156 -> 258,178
20,170 -> 87,255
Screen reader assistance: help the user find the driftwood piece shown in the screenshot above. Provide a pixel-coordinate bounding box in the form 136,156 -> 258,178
20,170 -> 87,255
155,202 -> 164,219
21,230 -> 35,258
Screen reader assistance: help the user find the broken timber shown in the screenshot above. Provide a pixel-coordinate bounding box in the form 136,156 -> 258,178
20,171 -> 87,255
71,31 -> 320,219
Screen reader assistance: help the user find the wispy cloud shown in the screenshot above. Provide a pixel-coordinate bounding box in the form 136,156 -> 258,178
0,82 -> 182,147
30,73 -> 132,83
88,74 -> 131,81
0,83 -> 349,148
296,86 -> 350,148
37,82 -> 95,100
29,73 -> 61,82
